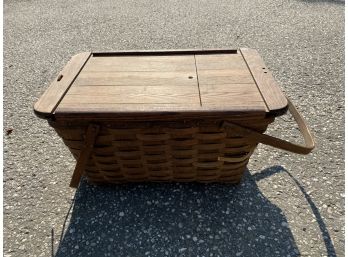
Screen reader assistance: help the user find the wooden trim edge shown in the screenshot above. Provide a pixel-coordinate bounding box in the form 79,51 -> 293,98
239,48 -> 288,117
92,49 -> 238,56
34,52 -> 92,119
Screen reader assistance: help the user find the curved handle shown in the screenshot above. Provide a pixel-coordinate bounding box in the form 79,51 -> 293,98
222,98 -> 315,155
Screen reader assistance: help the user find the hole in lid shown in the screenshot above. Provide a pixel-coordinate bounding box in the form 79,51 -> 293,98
262,67 -> 266,69
57,74 -> 63,81
188,76 -> 193,79
264,71 -> 267,73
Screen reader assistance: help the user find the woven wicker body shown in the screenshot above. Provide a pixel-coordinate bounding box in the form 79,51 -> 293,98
52,117 -> 273,185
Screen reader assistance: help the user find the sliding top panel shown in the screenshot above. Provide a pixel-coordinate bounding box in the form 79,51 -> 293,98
57,54 -> 201,114
46,49 -> 286,120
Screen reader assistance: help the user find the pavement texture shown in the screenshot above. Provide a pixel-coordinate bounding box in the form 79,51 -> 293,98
4,0 -> 344,256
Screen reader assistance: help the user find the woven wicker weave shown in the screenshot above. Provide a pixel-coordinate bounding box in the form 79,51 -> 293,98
52,118 -> 273,184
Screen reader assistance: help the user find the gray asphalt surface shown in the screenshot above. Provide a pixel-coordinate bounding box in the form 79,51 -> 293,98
4,0 -> 344,256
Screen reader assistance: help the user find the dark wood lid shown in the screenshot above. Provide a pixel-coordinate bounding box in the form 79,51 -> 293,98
34,49 -> 288,121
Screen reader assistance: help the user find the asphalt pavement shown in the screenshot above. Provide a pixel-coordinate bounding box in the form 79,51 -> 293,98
4,0 -> 344,256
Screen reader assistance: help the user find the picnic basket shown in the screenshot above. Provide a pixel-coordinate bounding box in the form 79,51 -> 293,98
34,49 -> 315,188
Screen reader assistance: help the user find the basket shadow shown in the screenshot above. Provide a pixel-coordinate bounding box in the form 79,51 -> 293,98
253,165 -> 337,257
298,0 -> 344,4
55,170 -> 300,257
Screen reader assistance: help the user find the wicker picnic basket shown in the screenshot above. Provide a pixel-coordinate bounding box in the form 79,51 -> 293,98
34,49 -> 315,188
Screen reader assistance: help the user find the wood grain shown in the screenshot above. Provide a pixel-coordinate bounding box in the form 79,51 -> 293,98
34,53 -> 91,118
59,53 -> 202,114
74,71 -> 197,87
67,85 -> 199,95
84,55 -> 196,72
34,52 -> 91,118
196,69 -> 255,84
60,92 -> 199,104
195,54 -> 248,70
240,48 -> 288,115
195,53 -> 266,111
199,83 -> 266,108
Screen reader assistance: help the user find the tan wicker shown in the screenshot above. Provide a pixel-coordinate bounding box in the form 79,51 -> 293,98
51,117 -> 270,185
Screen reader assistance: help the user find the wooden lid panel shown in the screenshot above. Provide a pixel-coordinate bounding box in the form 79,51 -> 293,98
33,49 -> 288,120
58,54 -> 201,112
196,54 -> 267,111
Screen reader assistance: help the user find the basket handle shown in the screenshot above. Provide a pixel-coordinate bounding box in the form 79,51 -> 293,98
70,124 -> 100,188
222,98 -> 315,155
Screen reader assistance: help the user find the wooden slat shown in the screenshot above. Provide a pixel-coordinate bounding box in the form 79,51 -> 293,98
60,92 -> 199,104
67,85 -> 199,96
240,48 -> 288,115
34,52 -> 91,118
195,54 -> 248,70
74,71 -> 197,87
200,84 -> 266,108
197,69 -> 255,84
84,55 -> 196,72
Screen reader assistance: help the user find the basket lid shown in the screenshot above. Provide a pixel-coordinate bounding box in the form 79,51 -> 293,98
34,48 -> 288,121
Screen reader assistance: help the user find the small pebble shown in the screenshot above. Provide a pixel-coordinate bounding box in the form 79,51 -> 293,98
179,248 -> 187,253
281,222 -> 288,228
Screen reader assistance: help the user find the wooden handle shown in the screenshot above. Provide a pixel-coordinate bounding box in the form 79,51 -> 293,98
222,98 -> 315,155
69,124 -> 100,188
